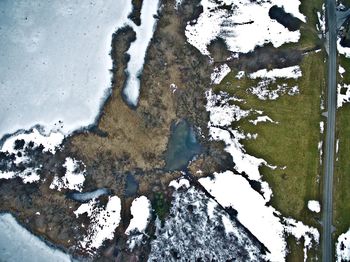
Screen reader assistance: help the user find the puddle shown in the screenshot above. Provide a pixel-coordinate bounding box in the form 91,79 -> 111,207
124,173 -> 139,197
164,120 -> 202,171
67,188 -> 110,202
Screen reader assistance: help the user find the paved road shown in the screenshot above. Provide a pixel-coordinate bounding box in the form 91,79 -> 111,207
322,0 -> 337,261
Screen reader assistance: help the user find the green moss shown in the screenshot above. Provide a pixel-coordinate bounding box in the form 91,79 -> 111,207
152,192 -> 170,221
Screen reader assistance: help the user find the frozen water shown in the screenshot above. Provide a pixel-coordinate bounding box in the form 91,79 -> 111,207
0,0 -> 132,138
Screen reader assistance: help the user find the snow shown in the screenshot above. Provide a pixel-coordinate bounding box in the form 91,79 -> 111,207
338,37 -> 350,58
149,182 -> 263,261
249,66 -> 302,80
211,64 -> 231,84
125,196 -> 151,250
249,116 -> 278,125
1,128 -> 64,154
307,200 -> 321,213
246,66 -> 302,100
74,196 -> 121,255
122,0 -> 160,106
236,71 -> 245,79
169,178 -> 190,190
50,157 -> 86,192
204,87 -> 319,261
206,90 -> 251,126
320,121 -> 324,134
316,4 -> 325,36
249,82 -> 300,100
337,228 -> 350,262
339,65 -> 346,78
0,213 -> 71,262
126,196 -> 151,234
337,83 -> 350,108
0,128 -> 64,184
0,0 -> 132,138
318,141 -> 323,165
199,171 -> 319,262
185,0 -> 304,56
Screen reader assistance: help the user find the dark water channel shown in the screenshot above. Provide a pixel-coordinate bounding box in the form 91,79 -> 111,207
164,120 -> 202,171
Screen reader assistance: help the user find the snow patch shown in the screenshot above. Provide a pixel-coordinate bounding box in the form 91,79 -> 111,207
249,116 -> 278,125
338,37 -> 350,58
307,200 -> 321,213
211,64 -> 231,84
0,128 -> 64,184
185,0 -> 304,56
337,83 -> 350,108
125,196 -> 151,250
337,228 -> 350,262
199,171 -> 319,262
74,196 -> 121,255
339,65 -> 346,78
50,157 -> 86,192
249,66 -> 302,80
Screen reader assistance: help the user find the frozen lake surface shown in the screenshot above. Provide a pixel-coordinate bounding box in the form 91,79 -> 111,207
0,0 -> 131,138
0,213 -> 72,262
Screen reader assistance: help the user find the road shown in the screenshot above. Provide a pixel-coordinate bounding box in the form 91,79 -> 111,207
322,0 -> 337,260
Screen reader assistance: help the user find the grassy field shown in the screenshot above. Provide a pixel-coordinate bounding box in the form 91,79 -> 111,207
334,54 -> 350,240
215,0 -> 326,259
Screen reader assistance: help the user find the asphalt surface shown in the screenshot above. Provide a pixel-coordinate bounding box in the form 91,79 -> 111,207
322,0 -> 337,261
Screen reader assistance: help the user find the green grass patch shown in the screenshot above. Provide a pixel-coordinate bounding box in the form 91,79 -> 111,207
334,55 -> 350,238
216,51 -> 324,223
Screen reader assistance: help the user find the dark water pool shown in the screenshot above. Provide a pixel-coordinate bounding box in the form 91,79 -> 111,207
164,120 -> 202,171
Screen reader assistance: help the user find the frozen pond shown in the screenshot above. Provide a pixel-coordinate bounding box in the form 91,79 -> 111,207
122,0 -> 160,107
0,0 -> 131,138
0,213 -> 72,262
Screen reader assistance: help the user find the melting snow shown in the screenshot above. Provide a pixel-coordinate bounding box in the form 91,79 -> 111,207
339,65 -> 346,78
337,228 -> 350,262
50,157 -> 86,192
307,200 -> 321,213
74,196 -> 121,255
204,87 -> 319,261
122,0 -> 160,106
249,116 -> 278,125
149,180 -> 263,261
0,128 -> 64,184
211,64 -> 231,84
185,0 -> 305,56
236,71 -> 246,79
338,37 -> 350,58
337,83 -> 350,108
